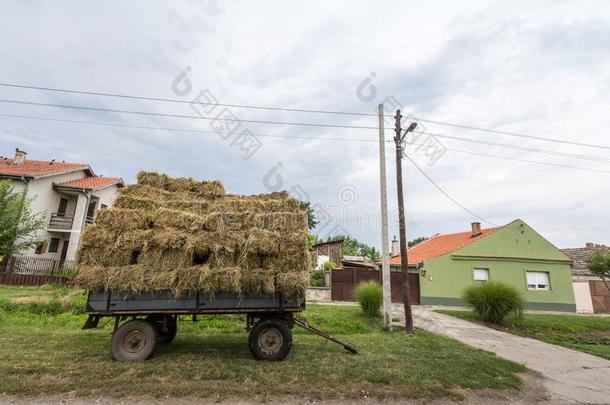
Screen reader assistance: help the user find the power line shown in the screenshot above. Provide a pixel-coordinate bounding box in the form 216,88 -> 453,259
417,130 -> 610,163
403,152 -> 498,226
2,98 -> 609,164
2,82 -> 610,151
0,82 -> 377,117
0,99 -> 379,130
3,112 -> 609,174
410,144 -> 610,174
413,116 -> 610,152
0,113 -> 378,143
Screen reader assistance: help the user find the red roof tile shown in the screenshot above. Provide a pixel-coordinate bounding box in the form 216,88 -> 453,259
387,226 -> 503,266
56,176 -> 124,190
0,157 -> 90,178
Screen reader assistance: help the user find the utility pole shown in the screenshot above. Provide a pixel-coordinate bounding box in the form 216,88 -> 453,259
394,109 -> 415,335
378,103 -> 392,330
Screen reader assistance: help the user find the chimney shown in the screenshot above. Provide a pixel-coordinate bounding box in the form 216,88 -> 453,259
471,222 -> 481,237
391,236 -> 399,256
13,148 -> 27,165
586,242 -> 595,249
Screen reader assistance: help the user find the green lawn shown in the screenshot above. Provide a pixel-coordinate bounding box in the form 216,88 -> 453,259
438,310 -> 610,360
0,285 -> 526,401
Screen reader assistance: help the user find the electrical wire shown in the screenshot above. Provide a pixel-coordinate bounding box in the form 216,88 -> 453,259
4,111 -> 608,174
402,152 -> 498,226
0,112 -> 378,143
416,131 -> 610,163
2,98 -> 608,164
0,99 -> 379,130
2,82 -> 610,151
413,116 -> 610,152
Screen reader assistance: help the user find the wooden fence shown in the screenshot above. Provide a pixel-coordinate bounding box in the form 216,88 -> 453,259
0,256 -> 76,286
331,267 -> 420,304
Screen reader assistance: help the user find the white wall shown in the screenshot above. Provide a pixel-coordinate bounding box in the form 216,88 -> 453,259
572,281 -> 594,314
65,193 -> 89,261
16,171 -> 87,257
65,184 -> 122,261
94,185 -> 120,209
317,254 -> 329,270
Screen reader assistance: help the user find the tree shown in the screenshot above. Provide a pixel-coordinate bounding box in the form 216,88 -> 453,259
408,236 -> 429,247
299,201 -> 318,230
0,180 -> 45,258
327,234 -> 380,262
588,252 -> 610,291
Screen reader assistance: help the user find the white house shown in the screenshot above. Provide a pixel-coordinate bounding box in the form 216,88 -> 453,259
0,148 -> 124,264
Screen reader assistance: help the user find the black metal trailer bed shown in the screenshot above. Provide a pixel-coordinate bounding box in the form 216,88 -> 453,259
86,291 -> 303,315
83,291 -> 356,362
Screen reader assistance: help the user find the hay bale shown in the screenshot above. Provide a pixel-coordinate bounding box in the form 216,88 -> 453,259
137,171 -> 225,198
75,172 -> 310,299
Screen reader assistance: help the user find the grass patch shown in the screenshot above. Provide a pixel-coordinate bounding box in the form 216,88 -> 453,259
0,286 -> 526,400
438,309 -> 610,360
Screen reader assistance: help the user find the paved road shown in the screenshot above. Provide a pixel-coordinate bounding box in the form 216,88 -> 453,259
394,305 -> 610,404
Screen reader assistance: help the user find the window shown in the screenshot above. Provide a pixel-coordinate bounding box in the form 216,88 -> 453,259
473,268 -> 489,283
48,238 -> 60,253
57,198 -> 68,215
526,271 -> 550,291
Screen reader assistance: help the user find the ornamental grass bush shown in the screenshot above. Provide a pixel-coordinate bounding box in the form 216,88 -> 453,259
463,281 -> 524,324
354,281 -> 383,317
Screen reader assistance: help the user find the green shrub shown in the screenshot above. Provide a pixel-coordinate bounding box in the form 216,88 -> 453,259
323,261 -> 337,272
463,281 -> 524,324
354,281 -> 383,317
310,270 -> 324,287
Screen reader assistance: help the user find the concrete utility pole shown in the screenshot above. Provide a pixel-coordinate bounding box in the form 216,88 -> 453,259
394,109 -> 415,335
378,103 -> 392,330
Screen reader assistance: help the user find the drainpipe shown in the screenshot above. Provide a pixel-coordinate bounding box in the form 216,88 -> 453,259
78,189 -> 91,231
75,189 -> 91,250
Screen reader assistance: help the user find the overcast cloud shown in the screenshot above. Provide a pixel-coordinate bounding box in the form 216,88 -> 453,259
1,0 -> 609,249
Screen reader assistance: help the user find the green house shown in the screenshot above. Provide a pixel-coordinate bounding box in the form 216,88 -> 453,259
389,219 -> 576,312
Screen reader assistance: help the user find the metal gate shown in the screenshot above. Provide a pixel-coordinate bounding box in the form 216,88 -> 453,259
331,268 -> 420,304
590,281 -> 610,313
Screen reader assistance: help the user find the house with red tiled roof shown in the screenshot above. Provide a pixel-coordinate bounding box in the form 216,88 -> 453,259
1,148 -> 124,264
381,220 -> 576,312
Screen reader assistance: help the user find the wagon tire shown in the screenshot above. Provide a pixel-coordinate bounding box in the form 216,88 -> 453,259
111,319 -> 158,361
248,318 -> 292,361
146,315 -> 178,344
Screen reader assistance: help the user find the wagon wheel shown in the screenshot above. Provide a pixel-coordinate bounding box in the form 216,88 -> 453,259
110,319 -> 157,361
248,318 -> 292,361
146,315 -> 178,344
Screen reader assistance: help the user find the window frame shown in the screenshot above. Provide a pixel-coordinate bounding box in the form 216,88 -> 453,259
526,271 -> 550,291
472,267 -> 490,283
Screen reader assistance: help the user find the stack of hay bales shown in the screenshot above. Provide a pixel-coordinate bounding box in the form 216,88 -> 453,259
74,172 -> 310,299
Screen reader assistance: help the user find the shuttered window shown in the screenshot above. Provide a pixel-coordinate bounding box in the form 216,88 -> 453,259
526,271 -> 550,291
473,268 -> 489,283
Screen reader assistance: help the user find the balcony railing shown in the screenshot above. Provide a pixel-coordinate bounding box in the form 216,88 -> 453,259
49,213 -> 75,230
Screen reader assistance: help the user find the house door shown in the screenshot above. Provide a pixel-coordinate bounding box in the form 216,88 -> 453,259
57,198 -> 68,216
59,240 -> 70,268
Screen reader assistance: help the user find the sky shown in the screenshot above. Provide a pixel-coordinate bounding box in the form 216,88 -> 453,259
1,0 -> 609,250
